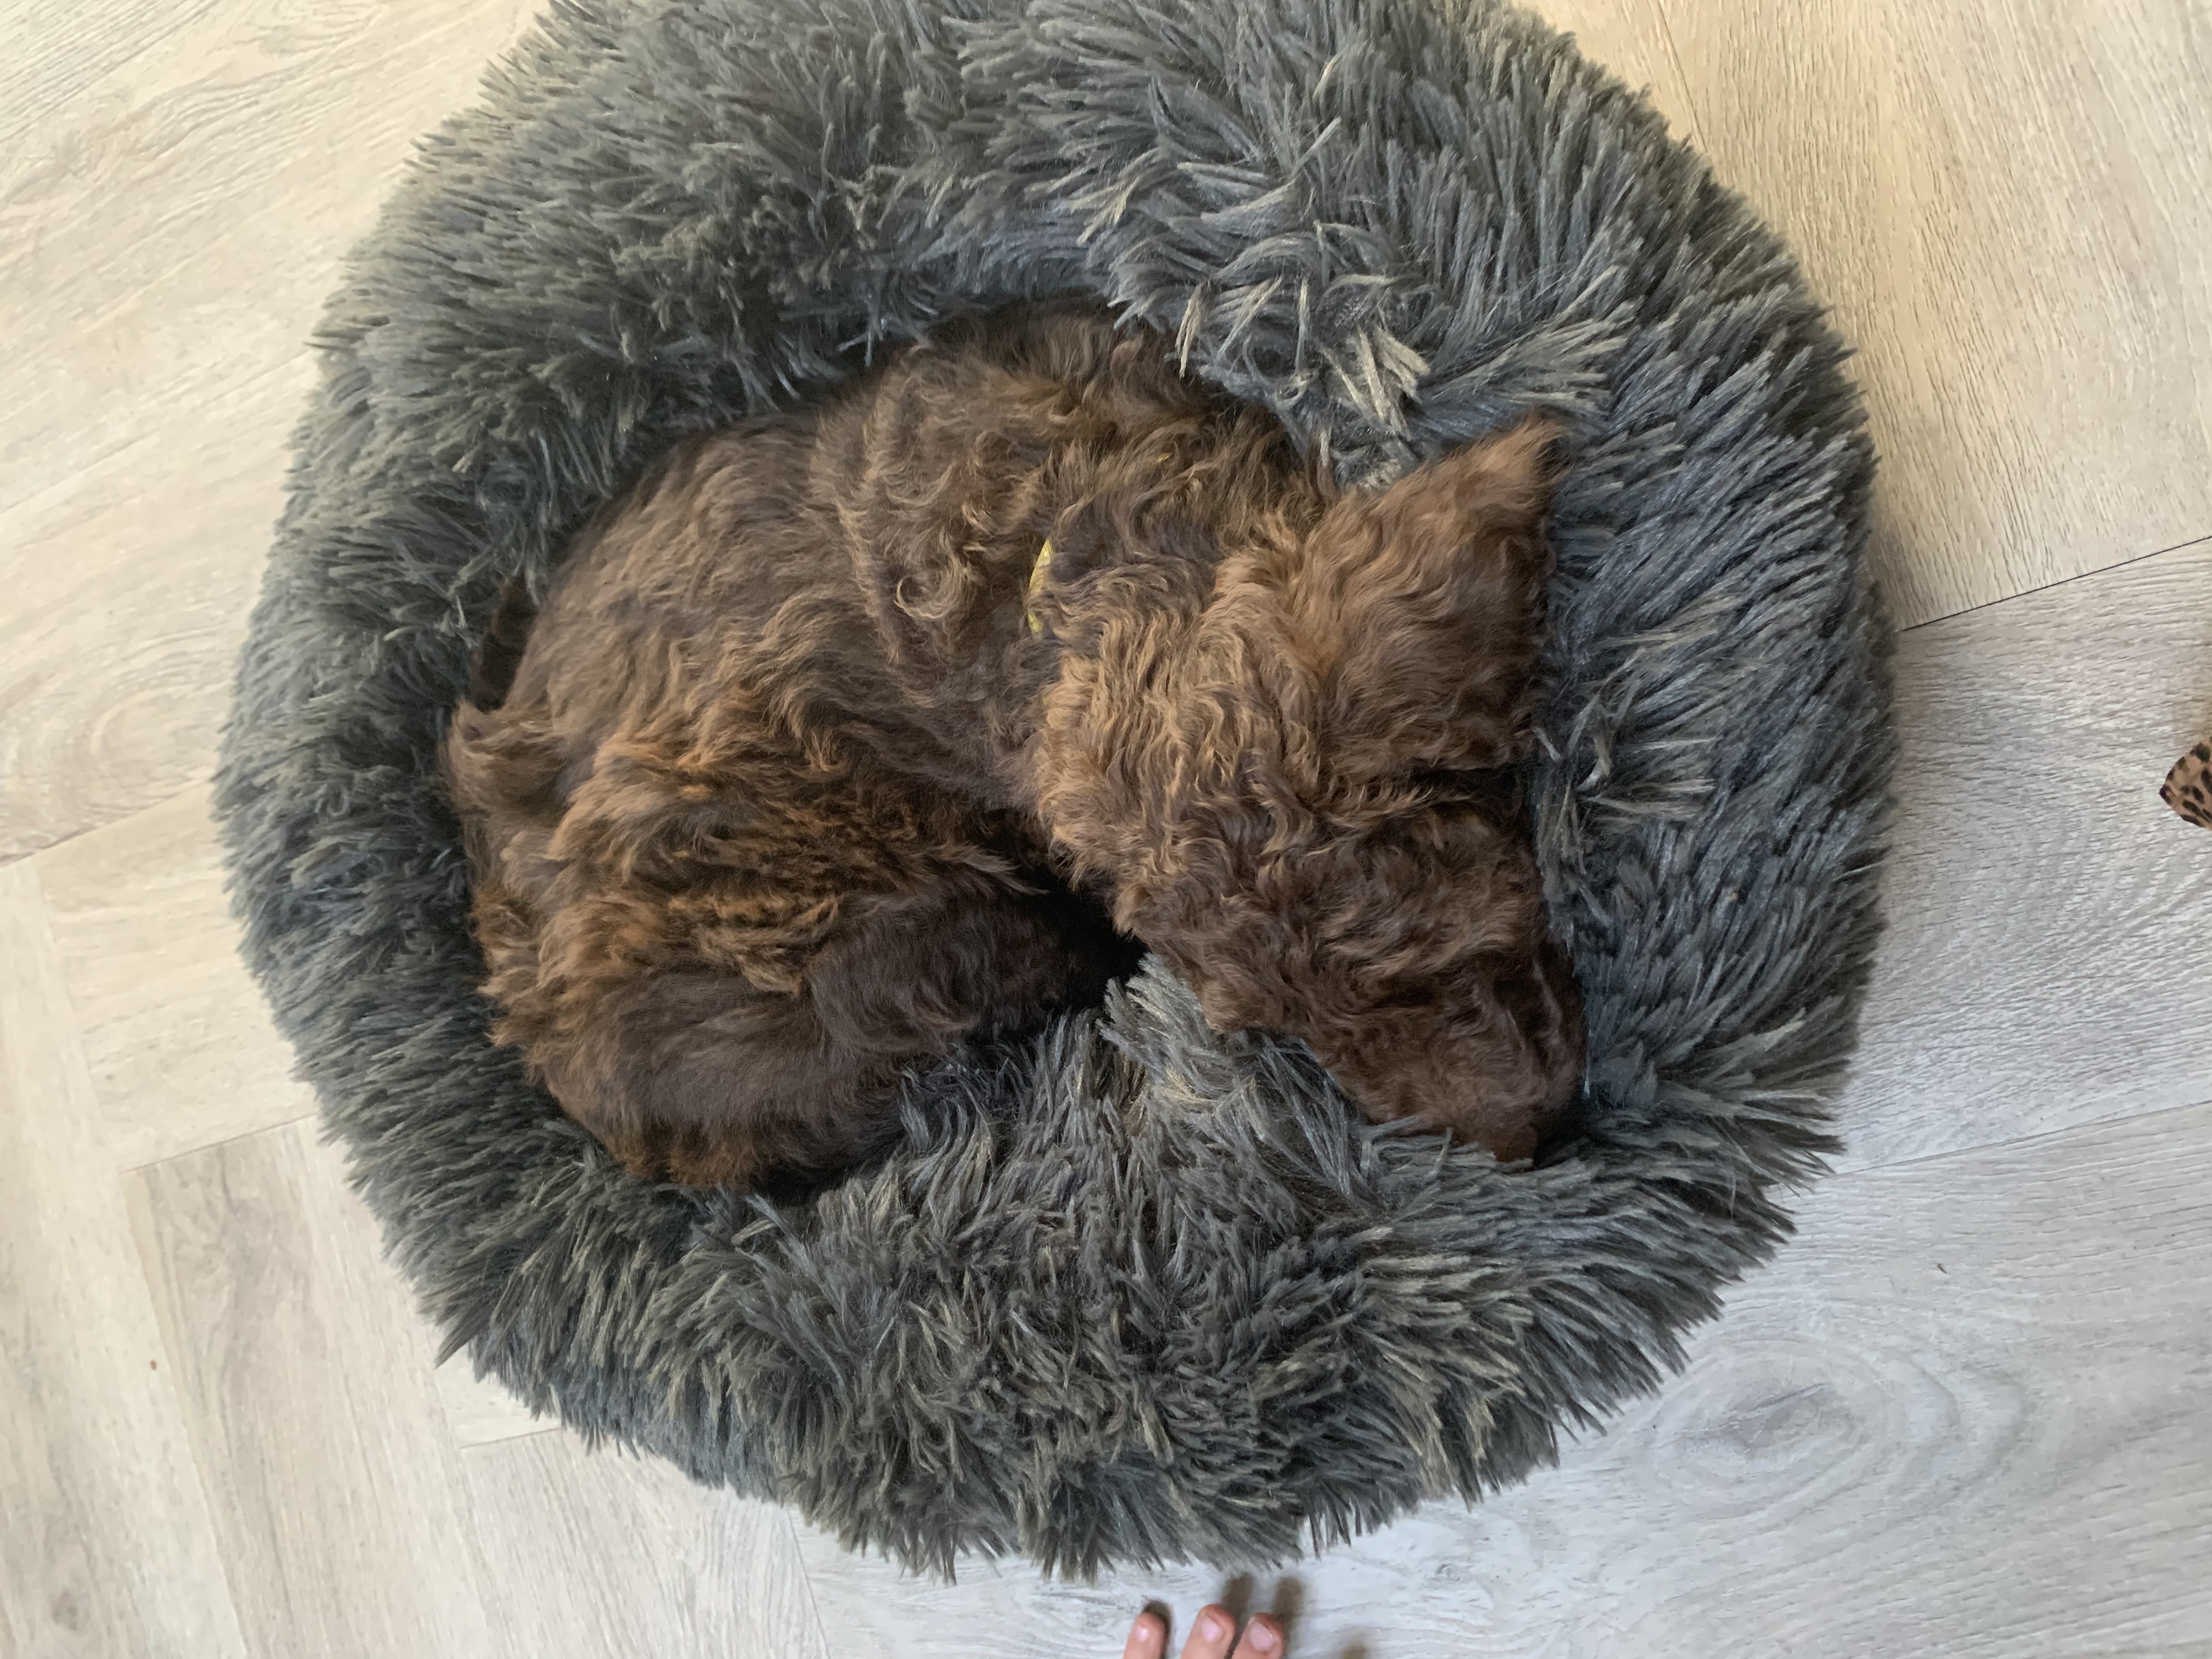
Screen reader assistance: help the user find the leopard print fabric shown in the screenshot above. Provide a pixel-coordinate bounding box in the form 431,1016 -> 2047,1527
2163,742 -> 2212,829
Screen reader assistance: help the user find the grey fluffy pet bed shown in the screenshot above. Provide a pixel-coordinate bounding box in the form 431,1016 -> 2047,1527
216,0 -> 1892,1577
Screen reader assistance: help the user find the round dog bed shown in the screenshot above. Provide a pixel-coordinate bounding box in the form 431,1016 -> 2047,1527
217,0 -> 1891,1577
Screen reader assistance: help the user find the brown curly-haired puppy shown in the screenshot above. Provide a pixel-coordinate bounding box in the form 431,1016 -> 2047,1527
444,301 -> 1581,1188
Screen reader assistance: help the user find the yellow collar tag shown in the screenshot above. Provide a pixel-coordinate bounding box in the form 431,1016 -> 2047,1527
1024,538 -> 1054,636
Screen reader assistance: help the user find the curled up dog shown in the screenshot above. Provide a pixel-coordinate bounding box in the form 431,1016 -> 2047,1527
443,301 -> 1584,1189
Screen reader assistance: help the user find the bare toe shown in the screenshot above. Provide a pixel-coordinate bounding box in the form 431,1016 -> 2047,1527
1125,1611 -> 1168,1659
1234,1614 -> 1284,1656
1181,1605 -> 1238,1659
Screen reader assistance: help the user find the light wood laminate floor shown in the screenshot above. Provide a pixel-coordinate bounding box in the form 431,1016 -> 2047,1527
3,2 -> 2208,1655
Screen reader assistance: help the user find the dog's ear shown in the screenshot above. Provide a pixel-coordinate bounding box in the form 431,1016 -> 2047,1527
1280,415 -> 1561,776
1332,416 -> 1558,567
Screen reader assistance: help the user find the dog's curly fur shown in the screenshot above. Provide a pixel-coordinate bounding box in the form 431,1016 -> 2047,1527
443,301 -> 1581,1187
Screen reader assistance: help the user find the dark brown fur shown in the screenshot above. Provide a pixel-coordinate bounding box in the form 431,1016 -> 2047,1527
444,301 -> 1582,1187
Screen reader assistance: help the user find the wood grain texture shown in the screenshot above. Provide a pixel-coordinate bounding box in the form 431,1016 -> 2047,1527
799,1100 -> 2212,1658
125,1121 -> 498,1659
462,1431 -> 833,1659
433,1357 -> 556,1451
0,0 -> 536,859
36,782 -> 313,1168
0,365 -> 306,864
1642,0 -> 2212,627
0,0 -> 226,151
1835,537 -> 2212,1169
0,860 -> 246,1659
0,0 -> 535,506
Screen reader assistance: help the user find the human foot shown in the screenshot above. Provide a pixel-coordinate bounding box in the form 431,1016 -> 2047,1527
1122,1604 -> 1285,1659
